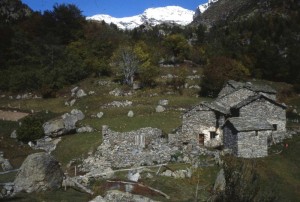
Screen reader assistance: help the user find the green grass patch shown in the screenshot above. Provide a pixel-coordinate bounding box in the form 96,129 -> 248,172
81,111 -> 182,133
52,132 -> 102,169
0,97 -> 69,114
143,165 -> 219,201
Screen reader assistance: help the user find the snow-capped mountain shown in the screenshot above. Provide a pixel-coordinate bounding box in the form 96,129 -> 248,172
87,1 -> 218,30
87,6 -> 194,30
194,0 -> 219,18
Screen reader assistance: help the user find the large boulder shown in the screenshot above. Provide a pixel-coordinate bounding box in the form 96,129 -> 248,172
43,109 -> 84,137
14,152 -> 64,193
43,119 -> 66,137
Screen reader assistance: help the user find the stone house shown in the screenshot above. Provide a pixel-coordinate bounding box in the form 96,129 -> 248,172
223,117 -> 274,158
179,80 -> 287,158
181,101 -> 227,148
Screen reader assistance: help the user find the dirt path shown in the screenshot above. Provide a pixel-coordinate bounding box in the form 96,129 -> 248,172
0,110 -> 29,121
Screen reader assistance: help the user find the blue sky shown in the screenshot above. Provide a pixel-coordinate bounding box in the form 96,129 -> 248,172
22,0 -> 207,17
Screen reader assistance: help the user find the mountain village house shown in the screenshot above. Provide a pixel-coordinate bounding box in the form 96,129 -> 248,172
180,80 -> 287,158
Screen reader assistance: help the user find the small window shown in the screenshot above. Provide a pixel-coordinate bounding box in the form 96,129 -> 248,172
210,132 -> 217,139
273,124 -> 277,131
255,131 -> 258,136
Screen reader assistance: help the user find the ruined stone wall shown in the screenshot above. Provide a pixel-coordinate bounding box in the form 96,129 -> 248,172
237,131 -> 271,158
100,126 -> 177,168
239,98 -> 286,143
217,88 -> 256,108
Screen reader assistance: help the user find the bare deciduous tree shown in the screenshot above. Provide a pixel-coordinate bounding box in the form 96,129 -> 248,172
112,46 -> 140,85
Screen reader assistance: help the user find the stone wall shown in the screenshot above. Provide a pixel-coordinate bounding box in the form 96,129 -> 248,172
237,131 -> 270,158
99,126 -> 178,168
223,124 -> 271,158
239,98 -> 286,143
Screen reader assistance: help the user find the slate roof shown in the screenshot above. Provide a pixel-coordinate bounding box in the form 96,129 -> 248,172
227,80 -> 244,89
231,94 -> 286,110
244,82 -> 277,94
202,101 -> 229,114
219,80 -> 277,99
225,117 -> 274,132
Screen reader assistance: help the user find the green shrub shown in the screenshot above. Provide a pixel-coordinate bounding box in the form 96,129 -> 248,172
17,115 -> 45,142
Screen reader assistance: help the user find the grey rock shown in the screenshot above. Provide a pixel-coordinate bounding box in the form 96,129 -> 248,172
159,99 -> 169,106
172,170 -> 186,179
89,195 -> 106,202
1,159 -> 13,171
109,88 -> 123,96
146,173 -> 153,179
70,109 -> 85,121
14,152 -> 64,193
71,86 -> 79,94
77,126 -> 94,133
10,130 -> 17,139
104,190 -> 158,202
70,99 -> 76,106
43,119 -> 66,137
133,82 -> 141,90
97,112 -> 104,119
128,170 -> 140,182
189,85 -> 201,89
76,89 -> 87,98
102,100 -> 133,108
161,170 -> 173,177
156,105 -> 165,113
43,109 -> 84,137
128,110 -> 134,118
30,137 -> 62,153
88,91 -> 95,95
213,169 -> 226,193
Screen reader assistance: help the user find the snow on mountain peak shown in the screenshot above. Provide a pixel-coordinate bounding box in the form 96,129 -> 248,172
87,5 -> 194,30
142,6 -> 194,26
195,0 -> 219,16
87,1 -> 218,30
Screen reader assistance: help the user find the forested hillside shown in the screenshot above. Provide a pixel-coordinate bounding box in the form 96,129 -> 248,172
0,0 -> 299,97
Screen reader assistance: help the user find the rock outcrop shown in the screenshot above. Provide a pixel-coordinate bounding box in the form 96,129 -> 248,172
14,152 -> 64,193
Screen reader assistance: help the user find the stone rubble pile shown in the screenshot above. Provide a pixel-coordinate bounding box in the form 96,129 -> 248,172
80,126 -> 180,175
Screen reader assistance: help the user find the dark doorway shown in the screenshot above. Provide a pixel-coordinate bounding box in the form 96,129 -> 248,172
199,134 -> 205,145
